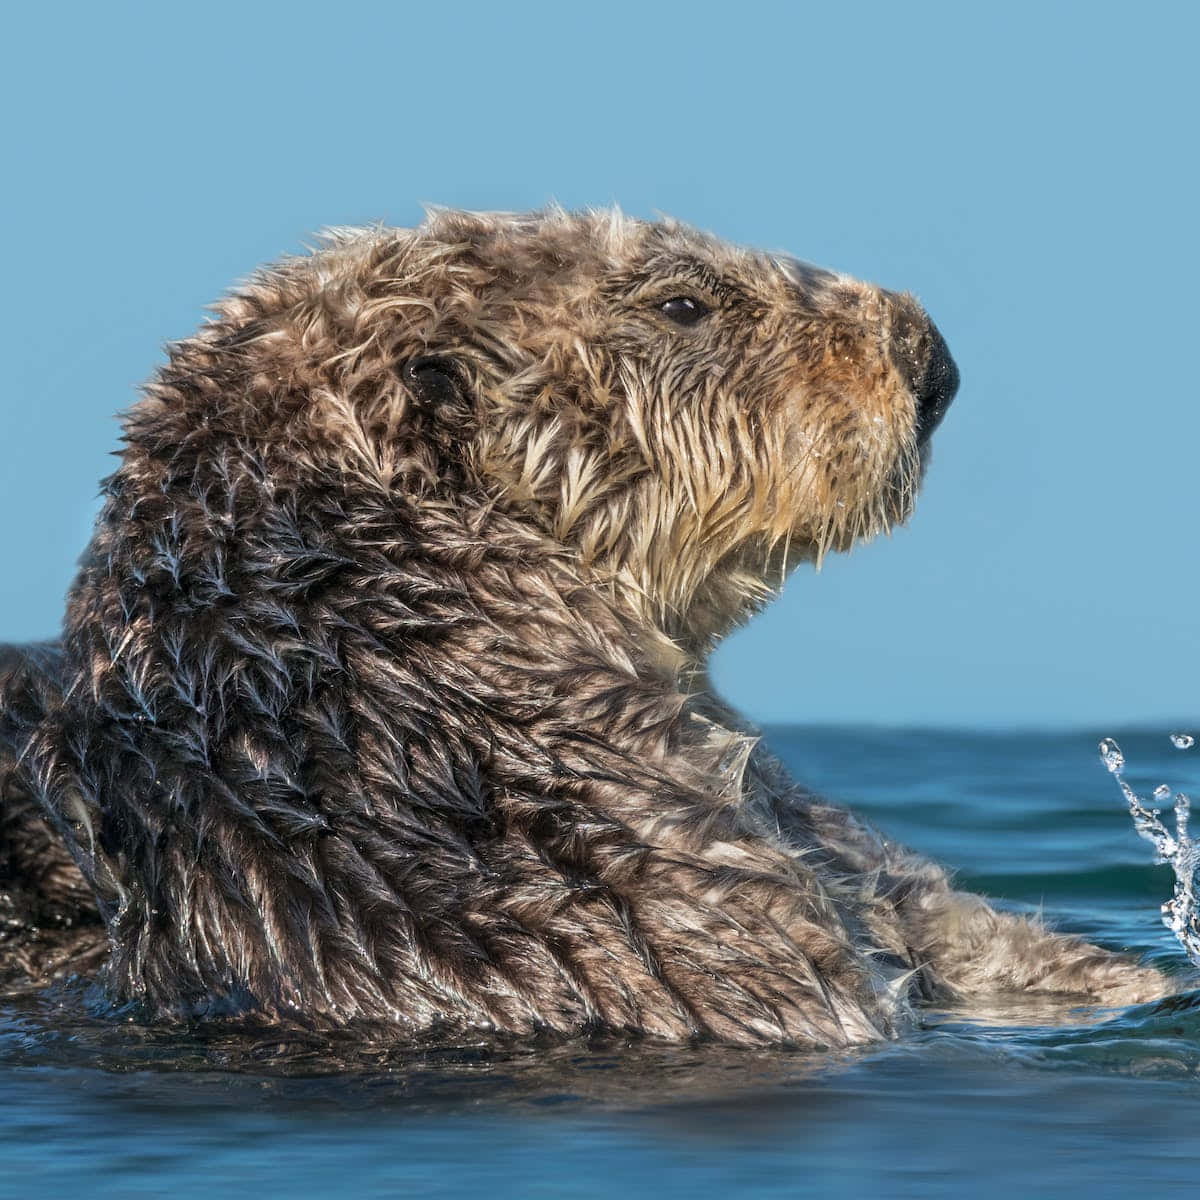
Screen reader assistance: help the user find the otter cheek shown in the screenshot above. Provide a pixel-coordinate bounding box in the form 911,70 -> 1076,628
775,416 -> 830,540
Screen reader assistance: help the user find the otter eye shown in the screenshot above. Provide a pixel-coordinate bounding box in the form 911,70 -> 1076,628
658,296 -> 711,326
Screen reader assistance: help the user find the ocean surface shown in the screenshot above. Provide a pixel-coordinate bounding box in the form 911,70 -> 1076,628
3,726 -> 1199,1198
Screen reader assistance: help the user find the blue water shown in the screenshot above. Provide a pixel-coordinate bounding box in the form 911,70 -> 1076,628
3,727 -> 1199,1198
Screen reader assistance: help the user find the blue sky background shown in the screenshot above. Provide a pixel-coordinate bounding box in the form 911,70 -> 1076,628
1,2 -> 1195,727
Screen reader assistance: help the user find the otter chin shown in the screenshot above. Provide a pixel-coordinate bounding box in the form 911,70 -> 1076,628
0,207 -> 1169,1044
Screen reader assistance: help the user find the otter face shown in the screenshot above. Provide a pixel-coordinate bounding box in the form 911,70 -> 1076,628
385,210 -> 958,648
177,209 -> 956,653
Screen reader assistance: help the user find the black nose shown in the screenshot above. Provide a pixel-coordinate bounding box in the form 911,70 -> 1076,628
886,300 -> 960,442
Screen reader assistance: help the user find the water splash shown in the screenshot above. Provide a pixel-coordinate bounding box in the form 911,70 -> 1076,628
1100,734 -> 1200,966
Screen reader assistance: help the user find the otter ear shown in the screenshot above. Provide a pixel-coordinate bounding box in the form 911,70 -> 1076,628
400,355 -> 471,414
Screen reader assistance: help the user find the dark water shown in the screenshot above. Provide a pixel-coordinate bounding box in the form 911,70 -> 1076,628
3,727 -> 1199,1198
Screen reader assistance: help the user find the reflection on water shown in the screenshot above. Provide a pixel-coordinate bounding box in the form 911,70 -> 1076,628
5,977 -> 1200,1101
3,728 -> 1200,1198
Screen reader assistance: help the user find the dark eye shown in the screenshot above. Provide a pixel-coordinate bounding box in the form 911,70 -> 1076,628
658,296 -> 711,326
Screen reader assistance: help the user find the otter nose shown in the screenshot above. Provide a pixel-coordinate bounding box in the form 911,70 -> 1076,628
885,295 -> 960,442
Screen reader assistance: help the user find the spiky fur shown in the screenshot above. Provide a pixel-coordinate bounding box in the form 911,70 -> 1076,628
0,208 -> 1169,1043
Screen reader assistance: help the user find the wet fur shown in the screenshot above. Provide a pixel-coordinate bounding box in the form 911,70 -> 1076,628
0,209 -> 1168,1043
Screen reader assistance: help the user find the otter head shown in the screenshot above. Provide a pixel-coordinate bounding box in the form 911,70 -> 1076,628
352,208 -> 956,653
159,208 -> 956,658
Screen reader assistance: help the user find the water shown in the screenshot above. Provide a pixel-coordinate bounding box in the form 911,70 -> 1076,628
1100,734 -> 1200,965
3,727 -> 1200,1198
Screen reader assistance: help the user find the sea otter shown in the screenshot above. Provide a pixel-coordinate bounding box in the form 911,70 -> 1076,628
0,208 -> 1169,1042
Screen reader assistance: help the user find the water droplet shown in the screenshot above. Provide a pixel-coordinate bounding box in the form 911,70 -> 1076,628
1106,739 -> 1200,969
1170,733 -> 1195,750
1099,738 -> 1124,774
1177,793 -> 1192,844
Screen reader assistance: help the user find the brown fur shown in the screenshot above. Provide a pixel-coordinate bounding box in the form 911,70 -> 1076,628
0,208 -> 1170,1043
